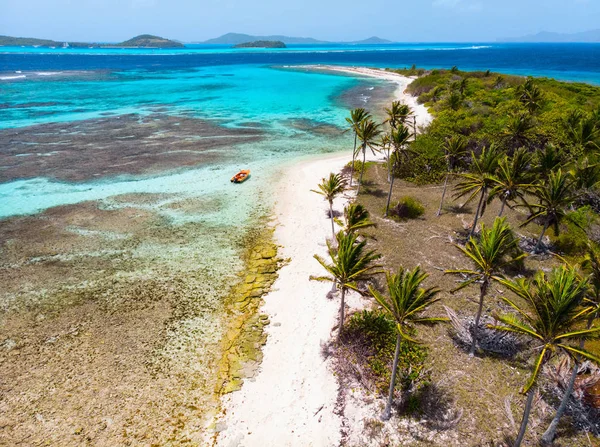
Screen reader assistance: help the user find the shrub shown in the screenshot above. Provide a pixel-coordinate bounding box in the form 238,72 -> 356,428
554,206 -> 597,255
389,196 -> 425,220
342,310 -> 429,395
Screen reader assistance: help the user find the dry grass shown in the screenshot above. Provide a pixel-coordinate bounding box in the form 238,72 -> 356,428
347,162 -> 598,446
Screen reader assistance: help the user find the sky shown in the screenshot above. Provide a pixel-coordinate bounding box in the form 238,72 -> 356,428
1,0 -> 599,43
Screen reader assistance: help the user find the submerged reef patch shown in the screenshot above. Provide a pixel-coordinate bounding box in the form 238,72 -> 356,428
0,113 -> 264,182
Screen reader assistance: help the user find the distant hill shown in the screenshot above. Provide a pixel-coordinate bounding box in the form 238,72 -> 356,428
0,34 -> 183,48
351,36 -> 392,44
111,34 -> 184,48
234,40 -> 286,49
201,32 -> 393,45
202,33 -> 325,45
501,29 -> 600,43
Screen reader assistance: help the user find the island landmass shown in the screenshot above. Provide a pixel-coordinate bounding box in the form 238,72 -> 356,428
0,34 -> 184,48
233,40 -> 286,48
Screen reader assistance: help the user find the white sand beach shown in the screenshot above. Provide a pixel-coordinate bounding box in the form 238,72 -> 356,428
215,67 -> 431,447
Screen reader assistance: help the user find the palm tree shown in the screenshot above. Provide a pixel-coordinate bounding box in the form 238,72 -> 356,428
503,112 -> 536,151
313,232 -> 382,339
312,173 -> 347,243
384,125 -> 412,217
437,135 -> 468,216
458,78 -> 468,96
516,78 -> 544,114
379,133 -> 392,183
369,266 -> 443,420
490,266 -> 599,447
541,246 -> 600,443
345,108 -> 371,186
385,101 -> 413,130
534,144 -> 563,181
446,217 -> 526,355
520,169 -> 575,253
567,114 -> 599,153
570,157 -> 600,193
487,148 -> 534,216
454,145 -> 501,238
355,118 -> 382,194
335,202 -> 376,235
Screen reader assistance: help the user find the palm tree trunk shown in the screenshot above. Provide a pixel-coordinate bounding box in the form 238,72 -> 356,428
338,287 -> 346,340
469,188 -> 486,239
514,388 -> 536,447
541,360 -> 579,445
534,218 -> 551,254
382,333 -> 402,421
437,173 -> 449,217
498,195 -> 507,217
470,279 -> 488,356
329,201 -> 336,244
387,147 -> 392,183
541,325 -> 588,444
384,167 -> 396,217
350,133 -> 357,187
357,146 -> 366,195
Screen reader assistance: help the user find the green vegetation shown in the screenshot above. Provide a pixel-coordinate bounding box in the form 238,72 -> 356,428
114,34 -> 184,48
312,69 -> 600,445
233,40 -> 286,48
388,196 -> 425,220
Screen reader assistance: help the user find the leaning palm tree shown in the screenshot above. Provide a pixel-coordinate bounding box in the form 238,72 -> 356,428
446,217 -> 526,355
491,266 -> 599,447
334,202 -> 376,235
355,118 -> 382,194
384,125 -> 412,217
312,173 -> 347,243
437,135 -> 468,216
541,246 -> 600,443
454,145 -> 501,238
345,108 -> 371,186
369,266 -> 443,420
487,148 -> 534,216
520,169 -> 575,253
313,232 -> 382,339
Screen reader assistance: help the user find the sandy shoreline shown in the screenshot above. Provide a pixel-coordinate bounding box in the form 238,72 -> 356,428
215,67 -> 431,446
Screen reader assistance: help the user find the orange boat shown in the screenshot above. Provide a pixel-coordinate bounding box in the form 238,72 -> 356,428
231,169 -> 251,183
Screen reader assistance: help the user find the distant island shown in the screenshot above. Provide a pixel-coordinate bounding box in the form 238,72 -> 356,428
201,32 -> 392,45
234,40 -> 286,49
501,28 -> 600,43
0,34 -> 184,48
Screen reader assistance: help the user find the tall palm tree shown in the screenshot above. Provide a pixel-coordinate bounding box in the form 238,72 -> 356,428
313,232 -> 382,339
345,108 -> 371,186
334,202 -> 376,235
520,169 -> 575,253
437,135 -> 468,216
541,246 -> 600,443
487,148 -> 534,217
446,217 -> 526,355
379,133 -> 392,183
312,173 -> 347,243
384,125 -> 412,217
454,145 -> 501,238
491,266 -> 599,447
369,266 -> 443,420
355,118 -> 382,194
385,101 -> 413,130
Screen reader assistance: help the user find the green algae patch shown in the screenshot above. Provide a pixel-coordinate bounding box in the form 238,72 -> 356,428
215,227 -> 283,395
